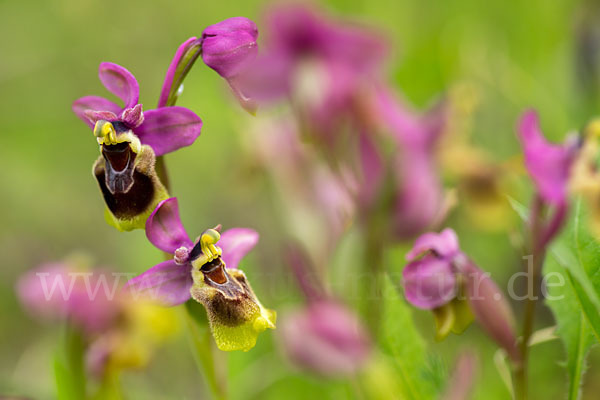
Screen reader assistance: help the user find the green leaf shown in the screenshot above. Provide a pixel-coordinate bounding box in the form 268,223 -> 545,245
545,199 -> 600,399
508,196 -> 600,399
544,256 -> 594,400
378,275 -> 441,400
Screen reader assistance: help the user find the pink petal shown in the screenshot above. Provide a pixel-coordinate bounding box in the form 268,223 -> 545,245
375,86 -> 446,150
402,255 -> 457,309
84,110 -> 119,126
518,109 -> 574,205
72,96 -> 122,128
219,228 -> 259,269
134,107 -> 202,156
406,228 -> 460,261
123,260 -> 192,306
145,198 -> 192,254
98,62 -> 140,109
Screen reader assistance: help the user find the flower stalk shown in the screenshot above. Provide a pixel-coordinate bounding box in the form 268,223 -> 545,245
184,301 -> 228,400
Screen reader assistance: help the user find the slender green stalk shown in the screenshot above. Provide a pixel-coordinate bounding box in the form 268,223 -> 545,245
155,156 -> 171,192
93,370 -> 123,400
155,45 -> 228,399
54,324 -> 87,400
184,302 -> 228,400
164,41 -> 202,108
361,220 -> 385,337
512,196 -> 545,400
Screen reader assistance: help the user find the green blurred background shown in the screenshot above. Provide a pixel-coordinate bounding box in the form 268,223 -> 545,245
2,0 -> 600,398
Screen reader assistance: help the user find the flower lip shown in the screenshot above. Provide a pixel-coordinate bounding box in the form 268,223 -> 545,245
102,142 -> 137,193
103,142 -> 134,172
201,257 -> 228,285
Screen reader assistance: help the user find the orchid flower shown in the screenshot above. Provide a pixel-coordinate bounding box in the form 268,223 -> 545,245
125,197 -> 275,351
73,61 -> 202,156
403,229 -> 519,362
72,51 -> 204,231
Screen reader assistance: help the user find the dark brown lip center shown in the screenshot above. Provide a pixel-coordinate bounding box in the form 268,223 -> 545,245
201,258 -> 228,285
102,142 -> 133,172
101,142 -> 138,194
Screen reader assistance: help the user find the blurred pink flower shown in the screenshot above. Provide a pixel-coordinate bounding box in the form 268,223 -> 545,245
280,245 -> 371,376
280,301 -> 371,377
236,4 -> 387,141
402,229 -> 519,360
402,229 -> 460,309
518,109 -> 578,206
357,87 -> 447,240
17,262 -> 121,335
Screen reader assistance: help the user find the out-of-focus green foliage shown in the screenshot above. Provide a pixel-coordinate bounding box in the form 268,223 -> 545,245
546,200 -> 600,399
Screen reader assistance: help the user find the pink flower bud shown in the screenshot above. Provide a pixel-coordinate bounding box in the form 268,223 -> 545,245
202,17 -> 258,79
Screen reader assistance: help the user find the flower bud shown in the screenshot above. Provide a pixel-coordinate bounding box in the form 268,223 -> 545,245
402,228 -> 518,353
279,301 -> 371,377
463,263 -> 520,363
202,17 -> 258,78
201,17 -> 259,113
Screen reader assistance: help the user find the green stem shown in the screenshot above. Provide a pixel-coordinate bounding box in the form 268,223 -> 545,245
153,42 -> 228,399
155,156 -> 171,193
164,41 -> 202,108
513,196 -> 546,400
360,222 -> 385,337
184,302 -> 228,400
54,324 -> 87,400
93,370 -> 123,400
